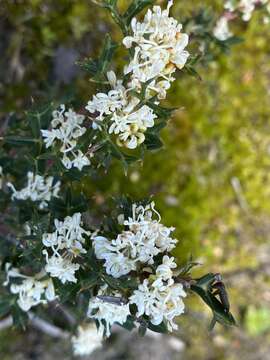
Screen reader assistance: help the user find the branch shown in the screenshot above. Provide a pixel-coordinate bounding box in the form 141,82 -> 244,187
28,312 -> 70,339
0,316 -> 13,331
54,303 -> 77,326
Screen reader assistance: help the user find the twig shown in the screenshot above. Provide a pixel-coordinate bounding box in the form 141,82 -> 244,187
0,316 -> 13,331
54,303 -> 77,326
28,312 -> 70,339
0,313 -> 70,339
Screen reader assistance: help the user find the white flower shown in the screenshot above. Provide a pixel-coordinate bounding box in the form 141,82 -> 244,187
4,264 -> 56,312
87,296 -> 130,337
224,0 -> 268,22
72,150 -> 90,171
41,105 -> 90,171
155,255 -> 177,281
123,1 -> 189,87
129,258 -> 186,332
103,251 -> 137,278
42,213 -> 90,283
109,104 -> 157,149
238,0 -> 257,21
72,323 -> 103,356
86,72 -> 127,123
43,250 -> 80,284
213,16 -> 233,41
93,202 -> 177,278
86,72 -> 156,149
7,172 -> 60,209
42,213 -> 90,255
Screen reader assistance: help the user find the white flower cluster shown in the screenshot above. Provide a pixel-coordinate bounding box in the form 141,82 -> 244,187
129,255 -> 186,332
86,0 -> 189,149
92,202 -> 177,278
90,203 -> 185,334
7,172 -> 60,209
42,213 -> 90,284
214,0 -> 269,40
123,0 -> 189,87
225,0 -> 268,21
41,104 -> 90,171
4,264 -> 56,312
71,323 -> 103,356
86,71 -> 157,149
87,287 -> 130,337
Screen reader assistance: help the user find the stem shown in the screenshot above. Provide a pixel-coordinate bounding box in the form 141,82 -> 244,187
0,316 -> 13,331
28,312 -> 70,339
90,0 -> 129,36
109,6 -> 129,36
0,313 -> 70,339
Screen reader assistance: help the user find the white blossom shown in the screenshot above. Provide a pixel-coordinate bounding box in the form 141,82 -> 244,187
42,213 -> 90,283
86,72 -> 156,149
86,1 -> 189,149
123,0 -> 189,88
155,255 -> 177,281
92,202 -> 177,278
42,250 -> 80,284
225,0 -> 268,21
86,71 -> 127,124
72,323 -> 103,356
213,16 -> 233,41
41,105 -> 90,170
129,255 -> 186,331
42,213 -> 90,254
7,172 -> 60,209
87,295 -> 130,337
4,264 -> 56,312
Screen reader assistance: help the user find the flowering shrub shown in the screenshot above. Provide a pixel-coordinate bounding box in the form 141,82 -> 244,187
2,0 -> 259,356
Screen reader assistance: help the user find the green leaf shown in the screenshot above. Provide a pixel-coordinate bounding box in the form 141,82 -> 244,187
99,34 -> 118,75
77,58 -> 99,76
148,321 -> 168,333
151,121 -> 167,134
4,136 -> 38,146
145,100 -> 176,120
11,305 -> 28,330
144,133 -> 163,150
117,276 -> 138,290
183,64 -> 202,81
177,257 -> 200,276
122,152 -> 141,165
124,0 -> 154,24
58,282 -> 80,304
0,295 -> 13,318
105,0 -> 118,6
78,34 -> 117,79
26,102 -> 53,138
37,152 -> 57,160
191,279 -> 236,328
119,316 -> 136,331
80,273 -> 99,290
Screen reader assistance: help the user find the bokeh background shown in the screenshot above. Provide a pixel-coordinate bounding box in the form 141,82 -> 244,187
1,0 -> 270,359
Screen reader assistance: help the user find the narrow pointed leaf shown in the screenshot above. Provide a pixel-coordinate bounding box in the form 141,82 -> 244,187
124,0 -> 154,24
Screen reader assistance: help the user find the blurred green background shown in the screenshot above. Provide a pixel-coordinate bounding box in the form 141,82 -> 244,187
1,0 -> 270,359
